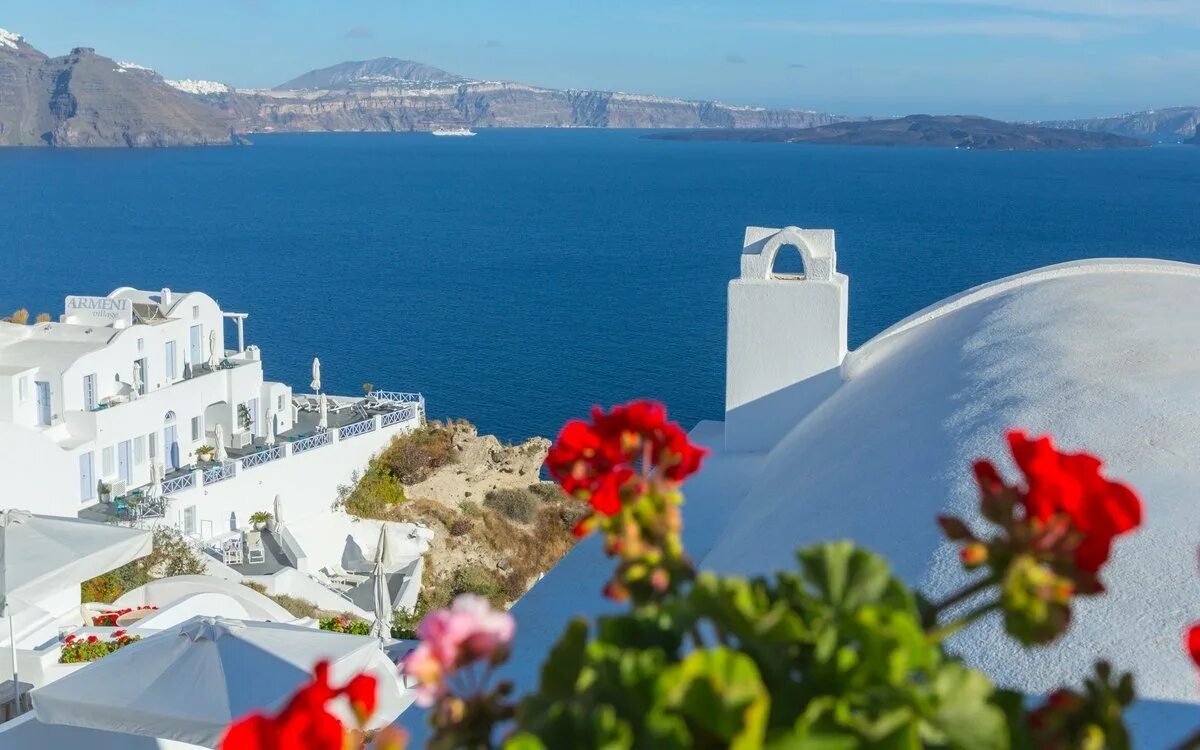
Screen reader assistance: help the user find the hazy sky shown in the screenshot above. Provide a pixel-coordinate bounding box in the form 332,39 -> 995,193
5,0 -> 1199,119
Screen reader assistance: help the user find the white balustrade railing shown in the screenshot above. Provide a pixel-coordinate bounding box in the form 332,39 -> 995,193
161,474 -> 195,495
202,461 -> 235,486
291,430 -> 331,455
369,391 -> 423,405
381,404 -> 417,427
338,419 -> 377,441
240,445 -> 285,470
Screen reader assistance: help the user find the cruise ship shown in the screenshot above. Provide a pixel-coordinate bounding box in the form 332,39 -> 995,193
431,127 -> 477,137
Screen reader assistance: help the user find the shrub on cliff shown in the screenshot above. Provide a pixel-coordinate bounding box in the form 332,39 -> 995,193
450,564 -> 503,607
334,459 -> 406,519
483,487 -> 538,523
376,423 -> 456,484
82,526 -> 206,603
526,481 -> 567,503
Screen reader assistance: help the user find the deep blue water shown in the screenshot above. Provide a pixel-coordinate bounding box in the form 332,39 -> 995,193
2,131 -> 1199,442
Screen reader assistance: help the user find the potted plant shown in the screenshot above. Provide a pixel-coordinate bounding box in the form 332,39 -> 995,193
362,383 -> 374,395
97,481 -> 112,504
249,511 -> 272,530
195,445 -> 215,462
237,404 -> 252,432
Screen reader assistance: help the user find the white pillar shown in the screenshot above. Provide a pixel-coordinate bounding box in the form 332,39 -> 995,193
236,317 -> 245,353
725,226 -> 849,453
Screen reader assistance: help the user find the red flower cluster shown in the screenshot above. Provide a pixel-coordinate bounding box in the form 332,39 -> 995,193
976,431 -> 1142,573
546,400 -> 707,527
1188,624 -> 1200,673
220,662 -> 378,750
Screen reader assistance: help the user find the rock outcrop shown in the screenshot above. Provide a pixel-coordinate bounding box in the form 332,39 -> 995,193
404,422 -> 550,508
1042,107 -> 1200,143
0,30 -> 238,147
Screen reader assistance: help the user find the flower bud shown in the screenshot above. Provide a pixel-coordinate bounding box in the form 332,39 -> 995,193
960,542 -> 989,568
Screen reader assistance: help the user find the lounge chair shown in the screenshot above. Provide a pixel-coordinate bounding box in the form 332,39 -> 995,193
245,531 -> 265,564
322,563 -> 368,586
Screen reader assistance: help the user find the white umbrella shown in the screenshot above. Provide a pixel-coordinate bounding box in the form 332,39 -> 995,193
264,412 -> 276,448
318,392 -> 328,430
207,330 -> 218,371
31,616 -> 412,747
310,357 -> 321,393
131,361 -> 143,400
213,424 -> 227,462
368,526 -> 392,643
0,511 -> 151,711
272,495 -> 284,529
146,462 -> 162,501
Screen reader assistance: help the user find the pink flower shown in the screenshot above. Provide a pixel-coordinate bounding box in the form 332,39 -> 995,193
401,594 -> 515,707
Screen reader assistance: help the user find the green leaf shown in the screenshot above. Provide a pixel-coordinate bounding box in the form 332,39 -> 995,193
502,733 -> 547,750
539,617 -> 589,700
659,647 -> 770,750
927,662 -> 1008,750
797,542 -> 911,614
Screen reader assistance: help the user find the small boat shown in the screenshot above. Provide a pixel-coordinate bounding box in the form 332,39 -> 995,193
431,127 -> 477,137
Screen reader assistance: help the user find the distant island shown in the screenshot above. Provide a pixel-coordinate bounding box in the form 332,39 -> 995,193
646,115 -> 1150,151
1,24 -> 1195,149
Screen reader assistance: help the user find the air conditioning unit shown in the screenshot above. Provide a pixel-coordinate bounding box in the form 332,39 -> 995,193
110,479 -> 128,496
230,431 -> 253,450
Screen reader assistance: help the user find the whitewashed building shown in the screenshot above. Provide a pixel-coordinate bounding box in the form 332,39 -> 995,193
403,227 -> 1200,747
0,287 -> 426,540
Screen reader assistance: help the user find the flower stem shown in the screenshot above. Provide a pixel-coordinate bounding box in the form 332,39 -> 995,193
926,600 -> 1000,643
928,575 -> 996,621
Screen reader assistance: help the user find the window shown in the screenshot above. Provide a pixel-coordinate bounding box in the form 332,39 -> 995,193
191,416 -> 202,441
83,373 -> 97,411
148,432 -> 158,459
137,337 -> 144,352
133,436 -> 146,464
17,376 -> 28,403
277,394 -> 284,411
192,305 -> 200,320
165,341 -> 177,379
101,446 -> 115,477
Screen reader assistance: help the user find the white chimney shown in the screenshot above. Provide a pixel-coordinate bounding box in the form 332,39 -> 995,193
725,226 -> 848,453
160,288 -> 172,307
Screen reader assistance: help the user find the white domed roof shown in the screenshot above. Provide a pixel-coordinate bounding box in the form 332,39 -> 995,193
700,258 -> 1200,704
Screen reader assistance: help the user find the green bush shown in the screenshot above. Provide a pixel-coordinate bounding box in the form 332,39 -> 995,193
450,564 -> 502,606
527,482 -> 567,503
459,499 -> 481,517
334,459 -> 406,519
320,614 -> 370,635
267,593 -> 321,619
483,487 -> 539,524
376,423 -> 456,484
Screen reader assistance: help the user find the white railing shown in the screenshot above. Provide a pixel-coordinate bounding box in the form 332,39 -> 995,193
381,404 -> 417,427
241,445 -> 285,470
370,391 -> 423,405
291,430 -> 331,455
338,419 -> 377,441
161,474 -> 195,495
203,461 -> 235,485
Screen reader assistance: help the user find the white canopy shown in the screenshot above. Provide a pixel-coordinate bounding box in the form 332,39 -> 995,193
213,424 -> 227,462
0,714 -> 204,749
310,357 -> 321,393
0,511 -> 151,617
31,616 -> 412,748
113,576 -> 294,623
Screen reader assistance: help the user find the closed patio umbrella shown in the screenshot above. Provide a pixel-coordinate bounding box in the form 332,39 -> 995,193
146,461 -> 162,501
368,525 -> 392,644
310,357 -> 321,393
263,411 -> 276,448
0,511 -> 151,711
213,424 -> 227,462
318,392 -> 328,430
272,494 -> 284,529
31,616 -> 411,748
206,330 -> 218,371
131,360 -> 143,400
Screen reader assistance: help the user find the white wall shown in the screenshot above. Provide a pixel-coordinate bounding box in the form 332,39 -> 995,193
164,418 -> 420,541
0,424 -> 80,517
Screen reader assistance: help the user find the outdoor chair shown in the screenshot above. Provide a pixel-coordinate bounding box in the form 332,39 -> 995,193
221,536 -> 243,566
322,563 -> 368,586
245,531 -> 266,564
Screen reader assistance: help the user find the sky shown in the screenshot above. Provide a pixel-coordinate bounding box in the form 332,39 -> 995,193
4,0 -> 1199,120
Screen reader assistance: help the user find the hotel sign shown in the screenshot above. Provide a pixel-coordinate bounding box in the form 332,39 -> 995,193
64,296 -> 133,326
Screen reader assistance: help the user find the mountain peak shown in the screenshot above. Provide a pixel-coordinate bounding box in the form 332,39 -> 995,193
273,57 -> 467,91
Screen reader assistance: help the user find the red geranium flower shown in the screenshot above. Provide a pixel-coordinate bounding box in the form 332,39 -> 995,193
546,400 -> 708,520
1188,624 -> 1200,671
342,673 -> 378,725
1003,430 -> 1142,572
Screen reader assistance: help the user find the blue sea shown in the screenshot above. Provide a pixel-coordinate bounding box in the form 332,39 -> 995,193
2,131 -> 1199,442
